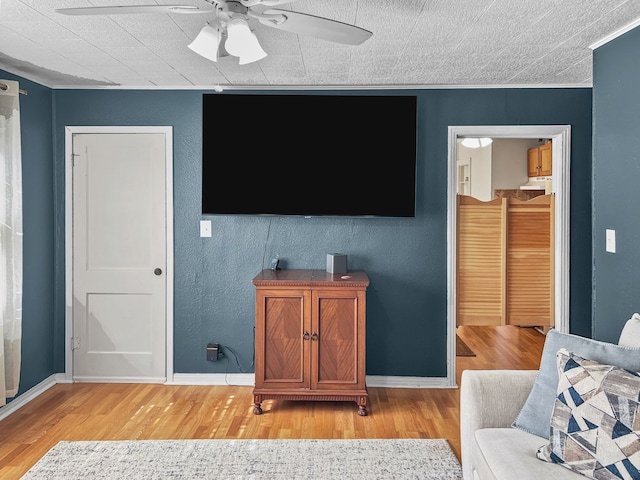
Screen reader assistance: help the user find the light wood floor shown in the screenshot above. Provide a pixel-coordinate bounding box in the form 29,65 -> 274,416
0,325 -> 545,479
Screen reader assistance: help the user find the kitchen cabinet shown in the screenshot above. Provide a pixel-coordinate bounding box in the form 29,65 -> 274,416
527,142 -> 552,177
252,269 -> 369,416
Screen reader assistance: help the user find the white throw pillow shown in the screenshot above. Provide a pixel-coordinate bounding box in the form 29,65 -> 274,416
618,313 -> 640,347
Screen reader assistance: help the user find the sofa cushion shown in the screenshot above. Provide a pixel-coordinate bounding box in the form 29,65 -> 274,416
473,428 -> 584,480
619,313 -> 640,347
513,329 -> 640,439
536,349 -> 640,479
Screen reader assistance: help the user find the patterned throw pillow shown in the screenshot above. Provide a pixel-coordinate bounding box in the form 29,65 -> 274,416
536,348 -> 640,479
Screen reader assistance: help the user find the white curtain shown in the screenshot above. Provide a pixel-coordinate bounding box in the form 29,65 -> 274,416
0,80 -> 23,406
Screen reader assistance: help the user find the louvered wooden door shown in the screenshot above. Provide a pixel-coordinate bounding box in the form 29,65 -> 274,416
456,196 -> 506,326
506,197 -> 555,326
456,194 -> 554,328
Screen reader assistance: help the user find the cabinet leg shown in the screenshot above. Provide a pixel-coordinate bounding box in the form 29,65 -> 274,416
252,394 -> 263,415
356,395 -> 368,416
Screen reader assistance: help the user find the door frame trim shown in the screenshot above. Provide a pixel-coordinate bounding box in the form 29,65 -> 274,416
64,126 -> 175,383
447,125 -> 571,387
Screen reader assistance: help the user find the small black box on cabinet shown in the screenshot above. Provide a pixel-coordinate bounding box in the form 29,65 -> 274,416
326,253 -> 347,274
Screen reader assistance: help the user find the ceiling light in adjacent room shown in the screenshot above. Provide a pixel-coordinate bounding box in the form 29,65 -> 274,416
461,137 -> 493,148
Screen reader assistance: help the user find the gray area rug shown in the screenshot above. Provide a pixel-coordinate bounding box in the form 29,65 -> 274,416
21,438 -> 462,479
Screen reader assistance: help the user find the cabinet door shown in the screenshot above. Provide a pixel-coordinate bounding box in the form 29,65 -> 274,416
310,289 -> 366,391
539,142 -> 552,176
255,288 -> 310,389
527,147 -> 539,177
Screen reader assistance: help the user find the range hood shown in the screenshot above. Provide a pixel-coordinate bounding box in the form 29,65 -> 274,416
520,177 -> 551,191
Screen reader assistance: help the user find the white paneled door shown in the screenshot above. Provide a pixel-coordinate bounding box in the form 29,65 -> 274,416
72,133 -> 167,382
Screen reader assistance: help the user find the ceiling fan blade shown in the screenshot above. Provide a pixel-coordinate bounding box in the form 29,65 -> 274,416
258,9 -> 372,45
254,0 -> 297,6
55,5 -> 211,16
241,0 -> 297,6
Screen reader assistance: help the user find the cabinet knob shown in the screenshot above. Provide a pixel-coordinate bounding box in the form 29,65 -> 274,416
303,331 -> 310,340
310,332 -> 318,341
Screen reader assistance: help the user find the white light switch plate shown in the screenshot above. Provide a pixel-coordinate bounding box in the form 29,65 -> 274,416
606,229 -> 616,253
200,220 -> 212,238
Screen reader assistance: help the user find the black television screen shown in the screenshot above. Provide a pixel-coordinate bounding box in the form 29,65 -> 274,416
202,93 -> 417,217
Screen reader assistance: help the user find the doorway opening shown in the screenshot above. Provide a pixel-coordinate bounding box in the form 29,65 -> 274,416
447,125 -> 571,387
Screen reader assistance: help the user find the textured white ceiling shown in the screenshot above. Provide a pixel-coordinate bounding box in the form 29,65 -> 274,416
0,0 -> 639,89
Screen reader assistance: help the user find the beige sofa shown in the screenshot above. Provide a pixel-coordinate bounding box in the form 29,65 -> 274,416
460,316 -> 640,480
461,369 -> 583,480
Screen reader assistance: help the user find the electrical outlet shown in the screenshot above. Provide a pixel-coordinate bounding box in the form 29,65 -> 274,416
206,343 -> 219,362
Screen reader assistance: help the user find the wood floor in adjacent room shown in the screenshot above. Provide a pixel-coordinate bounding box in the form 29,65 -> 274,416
0,325 -> 545,479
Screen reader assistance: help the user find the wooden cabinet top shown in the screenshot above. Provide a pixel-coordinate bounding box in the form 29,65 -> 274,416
252,269 -> 369,288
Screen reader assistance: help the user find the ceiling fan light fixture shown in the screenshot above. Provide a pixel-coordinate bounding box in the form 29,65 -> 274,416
225,17 -> 267,64
188,24 -> 221,62
461,137 -> 493,148
56,2 -> 372,69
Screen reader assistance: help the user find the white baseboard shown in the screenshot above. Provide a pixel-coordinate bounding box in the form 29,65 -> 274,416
73,376 -> 167,384
366,375 -> 454,389
169,373 -> 255,386
0,373 -> 66,422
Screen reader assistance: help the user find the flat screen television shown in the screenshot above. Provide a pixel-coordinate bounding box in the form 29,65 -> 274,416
202,93 -> 417,217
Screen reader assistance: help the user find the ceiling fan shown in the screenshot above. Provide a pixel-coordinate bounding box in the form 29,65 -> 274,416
55,1 -> 373,65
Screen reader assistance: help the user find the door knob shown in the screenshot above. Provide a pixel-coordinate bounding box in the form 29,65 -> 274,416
154,268 -> 163,276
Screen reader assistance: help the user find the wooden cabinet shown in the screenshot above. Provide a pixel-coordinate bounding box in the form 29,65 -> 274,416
527,142 -> 552,177
252,269 -> 369,416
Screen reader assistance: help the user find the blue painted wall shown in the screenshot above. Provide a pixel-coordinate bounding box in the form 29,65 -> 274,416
52,87 -> 593,377
0,70 -> 55,399
592,26 -> 640,342
0,71 -> 596,403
